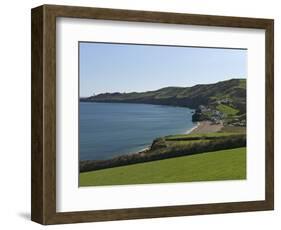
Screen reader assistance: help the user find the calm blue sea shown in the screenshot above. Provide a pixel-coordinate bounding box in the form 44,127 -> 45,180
79,102 -> 196,161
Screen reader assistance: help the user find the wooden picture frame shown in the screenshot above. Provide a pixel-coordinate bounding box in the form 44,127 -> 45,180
31,4 -> 274,225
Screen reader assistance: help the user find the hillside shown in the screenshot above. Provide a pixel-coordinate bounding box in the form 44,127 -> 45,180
82,79 -> 245,108
80,130 -> 246,172
81,78 -> 246,125
80,147 -> 246,186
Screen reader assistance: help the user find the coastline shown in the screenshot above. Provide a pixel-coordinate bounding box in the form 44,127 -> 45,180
188,121 -> 223,134
186,122 -> 200,134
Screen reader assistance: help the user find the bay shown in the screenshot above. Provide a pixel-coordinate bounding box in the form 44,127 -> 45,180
79,102 -> 196,160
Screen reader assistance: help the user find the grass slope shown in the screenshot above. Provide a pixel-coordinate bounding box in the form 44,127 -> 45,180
84,79 -> 246,111
216,104 -> 239,116
80,147 -> 246,186
165,131 -> 245,140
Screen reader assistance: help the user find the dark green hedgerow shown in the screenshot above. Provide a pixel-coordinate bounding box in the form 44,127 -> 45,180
80,134 -> 246,172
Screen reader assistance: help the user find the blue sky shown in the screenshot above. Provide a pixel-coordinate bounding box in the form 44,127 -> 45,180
79,42 -> 247,97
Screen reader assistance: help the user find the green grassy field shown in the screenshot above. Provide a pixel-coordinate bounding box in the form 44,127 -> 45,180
80,147 -> 246,186
216,104 -> 239,116
165,131 -> 244,140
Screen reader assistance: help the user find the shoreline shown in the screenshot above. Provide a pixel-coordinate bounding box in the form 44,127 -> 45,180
81,121 -> 223,164
186,122 -> 200,134
82,121 -> 222,163
131,146 -> 150,155
188,121 -> 223,134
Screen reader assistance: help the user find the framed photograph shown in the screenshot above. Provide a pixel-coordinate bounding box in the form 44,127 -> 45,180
31,4 -> 274,225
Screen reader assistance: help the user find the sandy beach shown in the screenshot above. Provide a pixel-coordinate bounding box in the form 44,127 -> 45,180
189,121 -> 223,134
